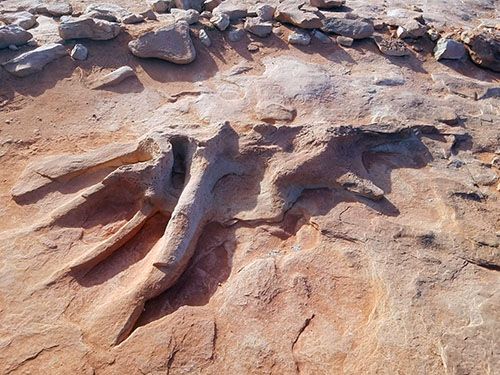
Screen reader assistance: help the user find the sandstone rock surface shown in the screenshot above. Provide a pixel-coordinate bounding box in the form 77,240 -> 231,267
2,42 -> 66,76
0,24 -> 32,48
128,21 -> 196,64
59,16 -> 121,40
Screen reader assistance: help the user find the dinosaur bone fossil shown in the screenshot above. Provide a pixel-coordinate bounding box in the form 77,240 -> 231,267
12,121 -> 433,345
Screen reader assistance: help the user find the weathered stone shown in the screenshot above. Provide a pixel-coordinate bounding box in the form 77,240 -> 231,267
140,9 -> 157,20
309,0 -> 345,9
2,42 -> 66,77
274,1 -> 323,29
70,43 -> 88,60
171,9 -> 199,25
174,0 -> 204,12
0,11 -> 37,30
128,21 -> 196,64
254,4 -> 275,22
322,18 -> 374,39
337,35 -> 353,46
434,38 -> 466,60
288,30 -> 311,46
29,15 -> 61,44
212,0 -> 248,20
396,19 -> 426,39
84,3 -> 134,22
227,26 -> 245,42
147,0 -> 173,13
204,0 -> 221,12
244,17 -> 272,38
199,29 -> 211,47
312,29 -> 331,43
36,3 -> 73,17
0,24 -> 32,49
90,66 -> 137,89
256,101 -> 297,122
59,16 -> 121,40
462,27 -> 500,72
210,13 -> 230,31
122,14 -> 144,24
373,35 -> 410,56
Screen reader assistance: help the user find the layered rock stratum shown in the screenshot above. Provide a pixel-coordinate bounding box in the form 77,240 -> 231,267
0,0 -> 498,374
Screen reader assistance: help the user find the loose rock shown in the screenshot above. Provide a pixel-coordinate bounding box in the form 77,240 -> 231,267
36,3 -> 73,17
90,66 -> 137,89
322,18 -> 374,39
175,0 -> 204,12
274,0 -> 323,29
122,14 -> 144,24
199,29 -> 211,47
396,19 -> 426,39
212,1 -> 248,20
59,16 -> 121,40
312,29 -> 331,43
171,9 -> 199,25
244,17 -> 273,38
0,25 -> 32,49
147,0 -> 173,13
2,42 -> 66,77
84,3 -> 134,22
288,30 -> 311,46
337,35 -> 353,46
254,4 -> 275,22
70,43 -> 88,60
434,38 -> 466,61
210,13 -> 230,31
0,11 -> 37,30
128,20 -> 196,64
462,27 -> 500,72
309,0 -> 345,9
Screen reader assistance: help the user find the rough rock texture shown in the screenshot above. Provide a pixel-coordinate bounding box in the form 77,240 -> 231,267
59,16 -> 121,40
128,21 -> 196,64
462,27 -> 500,72
0,24 -> 32,48
2,42 -> 66,76
0,0 -> 499,374
434,38 -> 466,60
274,0 -> 323,29
322,18 -> 374,39
0,11 -> 37,30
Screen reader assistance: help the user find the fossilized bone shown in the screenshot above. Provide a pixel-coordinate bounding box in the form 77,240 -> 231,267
12,121 -> 434,346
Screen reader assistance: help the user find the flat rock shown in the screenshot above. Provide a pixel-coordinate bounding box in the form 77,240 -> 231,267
36,2 -> 72,16
274,0 -> 323,29
171,8 -> 199,24
322,18 -> 374,39
434,38 -> 466,60
244,17 -> 273,38
29,15 -> 61,44
309,0 -> 345,9
90,66 -> 137,89
128,21 -> 196,64
84,3 -> 133,23
59,16 -> 121,40
212,0 -> 248,20
0,11 -> 37,30
0,24 -> 32,49
256,101 -> 297,122
2,42 -> 66,77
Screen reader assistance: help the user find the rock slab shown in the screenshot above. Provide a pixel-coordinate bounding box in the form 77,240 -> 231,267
2,42 -> 66,77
